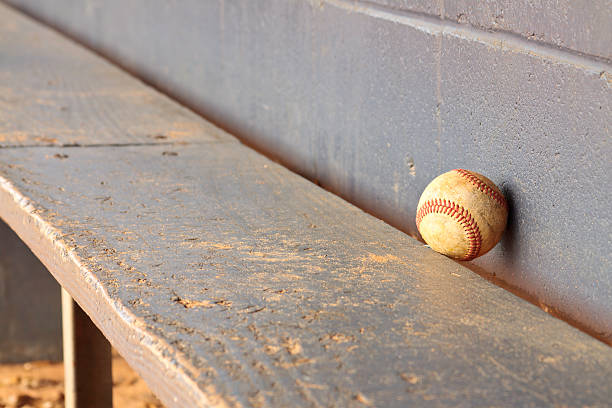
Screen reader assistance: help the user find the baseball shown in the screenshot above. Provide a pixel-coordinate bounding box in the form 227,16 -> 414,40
416,169 -> 508,260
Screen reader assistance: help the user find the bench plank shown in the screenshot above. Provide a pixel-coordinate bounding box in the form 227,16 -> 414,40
0,4 -> 233,147
0,142 -> 611,407
1,3 -> 611,407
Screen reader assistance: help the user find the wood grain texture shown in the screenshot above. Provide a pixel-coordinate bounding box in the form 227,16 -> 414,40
1,3 -> 611,407
0,143 -> 611,407
5,0 -> 610,340
0,4 -> 234,147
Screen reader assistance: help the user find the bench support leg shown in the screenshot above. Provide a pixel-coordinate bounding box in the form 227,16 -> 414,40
62,288 -> 113,408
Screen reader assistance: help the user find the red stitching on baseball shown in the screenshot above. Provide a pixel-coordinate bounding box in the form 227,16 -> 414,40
453,169 -> 507,209
416,198 -> 482,261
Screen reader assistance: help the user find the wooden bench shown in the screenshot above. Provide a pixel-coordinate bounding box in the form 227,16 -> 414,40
1,5 -> 611,407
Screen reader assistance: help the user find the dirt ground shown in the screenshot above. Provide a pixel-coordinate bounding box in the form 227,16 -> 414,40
0,350 -> 163,408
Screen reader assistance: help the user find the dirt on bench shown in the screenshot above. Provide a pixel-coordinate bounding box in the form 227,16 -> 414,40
0,349 -> 163,408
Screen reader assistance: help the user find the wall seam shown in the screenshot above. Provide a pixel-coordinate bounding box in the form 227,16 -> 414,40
324,0 -> 612,78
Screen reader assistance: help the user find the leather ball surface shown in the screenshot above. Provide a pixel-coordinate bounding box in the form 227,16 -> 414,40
416,169 -> 508,260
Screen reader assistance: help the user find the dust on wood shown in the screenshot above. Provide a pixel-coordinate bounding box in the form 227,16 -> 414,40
1,4 -> 611,407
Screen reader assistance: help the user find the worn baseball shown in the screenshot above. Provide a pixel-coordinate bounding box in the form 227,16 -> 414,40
416,169 -> 508,260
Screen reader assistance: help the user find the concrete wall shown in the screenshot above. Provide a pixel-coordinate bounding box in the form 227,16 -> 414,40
3,0 -> 611,340
0,218 -> 62,363
372,0 -> 612,60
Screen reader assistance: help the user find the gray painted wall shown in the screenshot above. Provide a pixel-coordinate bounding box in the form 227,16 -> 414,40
3,0 -> 611,340
0,218 -> 62,363
372,0 -> 612,60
